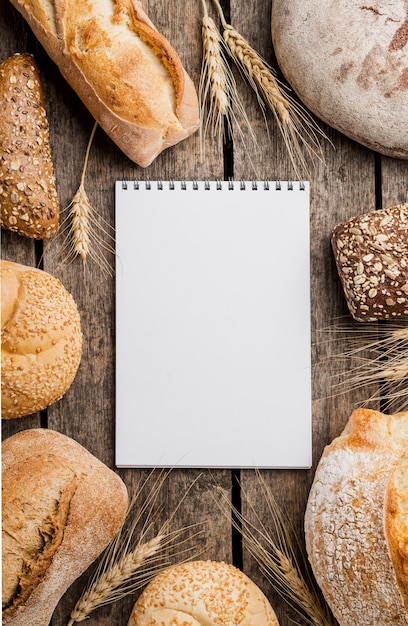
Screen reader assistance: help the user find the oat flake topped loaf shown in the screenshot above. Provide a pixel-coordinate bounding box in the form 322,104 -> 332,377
332,203 -> 408,321
305,408 -> 408,625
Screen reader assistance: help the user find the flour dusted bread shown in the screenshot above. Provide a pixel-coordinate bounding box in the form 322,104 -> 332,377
9,0 -> 200,167
128,560 -> 279,626
2,428 -> 128,626
1,260 -> 82,418
0,53 -> 59,238
305,408 -> 408,625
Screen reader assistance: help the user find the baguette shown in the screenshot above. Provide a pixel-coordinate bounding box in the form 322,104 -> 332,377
0,53 -> 59,238
2,428 -> 129,626
8,0 -> 200,167
305,408 -> 408,625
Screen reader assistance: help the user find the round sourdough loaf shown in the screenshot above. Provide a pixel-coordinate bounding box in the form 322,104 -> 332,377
128,560 -> 279,626
2,428 -> 128,626
271,1 -> 408,158
305,408 -> 408,625
1,260 -> 82,418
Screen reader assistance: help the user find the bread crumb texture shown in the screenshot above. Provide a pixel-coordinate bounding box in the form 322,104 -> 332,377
1,260 -> 82,418
128,560 -> 279,626
2,428 -> 129,625
332,204 -> 408,321
0,53 -> 59,239
305,408 -> 408,625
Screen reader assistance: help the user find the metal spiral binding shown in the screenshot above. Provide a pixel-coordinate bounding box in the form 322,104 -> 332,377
121,180 -> 306,190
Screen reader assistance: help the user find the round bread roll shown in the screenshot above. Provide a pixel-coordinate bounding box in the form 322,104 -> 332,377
1,260 -> 82,418
272,0 -> 408,158
128,560 -> 279,626
2,428 -> 128,626
305,408 -> 408,625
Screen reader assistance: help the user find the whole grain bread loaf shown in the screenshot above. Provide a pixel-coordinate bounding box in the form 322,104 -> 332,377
305,408 -> 408,625
1,260 -> 82,419
128,560 -> 280,626
8,0 -> 200,167
0,53 -> 59,238
332,204 -> 408,321
2,428 -> 128,626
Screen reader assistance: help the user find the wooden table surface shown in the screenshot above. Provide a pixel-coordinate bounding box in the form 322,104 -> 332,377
2,1 -> 408,625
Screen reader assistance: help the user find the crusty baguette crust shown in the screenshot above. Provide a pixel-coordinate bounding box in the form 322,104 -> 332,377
305,408 -> 408,625
9,0 -> 199,167
0,53 -> 59,238
2,428 -> 128,626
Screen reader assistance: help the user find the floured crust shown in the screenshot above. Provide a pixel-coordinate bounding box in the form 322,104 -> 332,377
128,560 -> 279,626
1,260 -> 83,419
0,53 -> 59,238
2,428 -> 128,626
9,0 -> 199,167
305,408 -> 408,625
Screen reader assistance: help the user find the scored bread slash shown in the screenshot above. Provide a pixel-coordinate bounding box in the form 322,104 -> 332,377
0,52 -> 59,239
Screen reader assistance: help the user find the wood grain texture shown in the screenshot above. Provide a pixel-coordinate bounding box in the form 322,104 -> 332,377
1,0 -> 407,625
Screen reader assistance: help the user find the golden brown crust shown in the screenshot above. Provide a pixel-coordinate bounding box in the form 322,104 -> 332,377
0,53 -> 59,238
2,428 -> 128,626
9,0 -> 199,167
305,408 -> 408,626
128,560 -> 280,626
385,446 -> 408,612
1,260 -> 83,419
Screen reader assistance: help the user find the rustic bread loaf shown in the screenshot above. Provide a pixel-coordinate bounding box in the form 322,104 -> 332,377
331,204 -> 408,321
2,428 -> 128,626
128,560 -> 279,626
1,260 -> 82,418
0,53 -> 59,238
305,408 -> 408,625
272,0 -> 408,158
8,0 -> 200,167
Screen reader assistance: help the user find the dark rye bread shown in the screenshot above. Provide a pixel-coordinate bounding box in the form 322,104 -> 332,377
0,53 -> 59,239
2,429 -> 128,626
331,204 -> 408,321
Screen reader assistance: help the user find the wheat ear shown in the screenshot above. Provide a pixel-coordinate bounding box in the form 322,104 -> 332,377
210,0 -> 328,178
199,0 -> 257,167
67,470 -> 204,625
214,471 -> 336,626
325,322 -> 408,411
51,121 -> 115,277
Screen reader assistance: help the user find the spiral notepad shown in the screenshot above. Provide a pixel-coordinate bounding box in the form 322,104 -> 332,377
115,180 -> 311,468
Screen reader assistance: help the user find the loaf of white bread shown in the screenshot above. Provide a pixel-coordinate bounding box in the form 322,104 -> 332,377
128,560 -> 280,626
2,428 -> 129,626
8,0 -> 200,167
305,408 -> 408,625
1,260 -> 82,419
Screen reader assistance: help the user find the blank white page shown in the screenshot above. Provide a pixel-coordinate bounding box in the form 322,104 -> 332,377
115,180 -> 311,468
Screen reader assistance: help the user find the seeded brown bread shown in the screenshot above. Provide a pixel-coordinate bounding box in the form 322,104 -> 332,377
2,428 -> 129,626
128,560 -> 280,626
0,53 -> 59,238
305,408 -> 408,626
8,0 -> 200,167
331,204 -> 408,321
1,260 -> 82,419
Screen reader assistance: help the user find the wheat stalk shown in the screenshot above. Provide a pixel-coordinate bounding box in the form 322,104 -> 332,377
47,121 -> 115,278
67,470 -> 204,625
324,321 -> 408,410
214,471 -> 336,626
199,0 -> 257,170
210,0 -> 328,179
